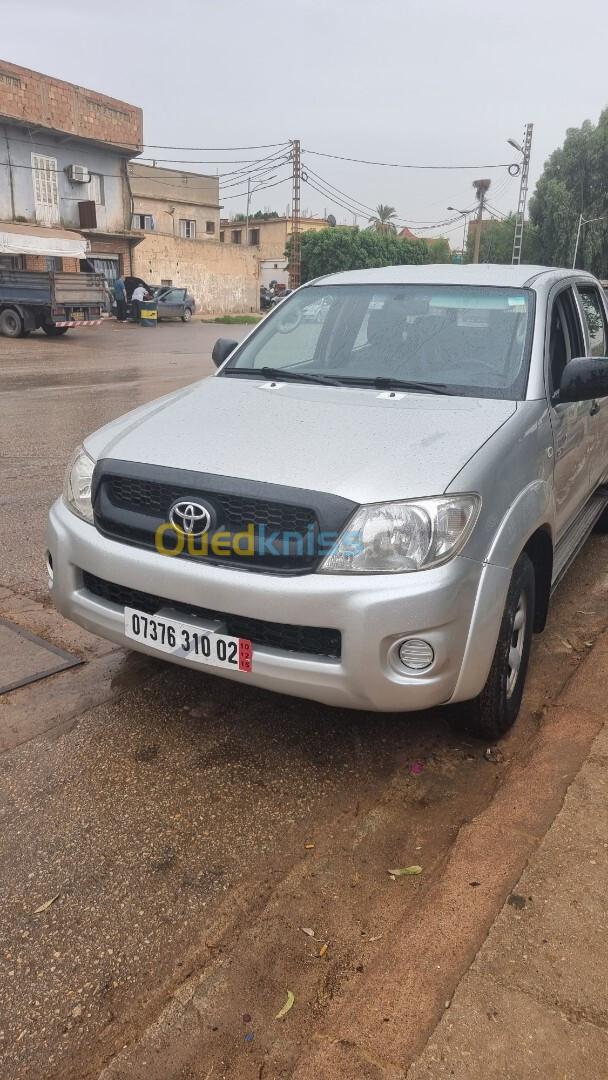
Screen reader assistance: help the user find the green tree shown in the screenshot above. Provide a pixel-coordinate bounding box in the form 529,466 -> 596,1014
529,110 -> 608,275
286,227 -> 450,284
251,210 -> 279,220
368,204 -> 398,234
464,213 -> 541,264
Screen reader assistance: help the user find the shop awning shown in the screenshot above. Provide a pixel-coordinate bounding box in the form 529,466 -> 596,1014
0,222 -> 90,258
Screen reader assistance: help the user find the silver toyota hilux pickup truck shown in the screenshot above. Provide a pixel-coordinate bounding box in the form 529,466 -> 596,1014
47,265 -> 608,739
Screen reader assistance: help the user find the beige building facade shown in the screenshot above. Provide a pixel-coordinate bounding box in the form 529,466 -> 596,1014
129,164 -> 258,313
220,216 -> 331,287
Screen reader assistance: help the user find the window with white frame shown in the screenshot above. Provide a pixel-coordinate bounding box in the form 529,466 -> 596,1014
132,213 -> 154,230
31,153 -> 59,224
88,173 -> 104,205
180,219 -> 196,239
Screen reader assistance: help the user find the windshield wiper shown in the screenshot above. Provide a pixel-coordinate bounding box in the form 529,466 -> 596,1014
222,366 -> 345,387
356,376 -> 451,396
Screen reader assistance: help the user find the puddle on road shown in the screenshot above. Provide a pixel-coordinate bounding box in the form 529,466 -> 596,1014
2,368 -> 142,392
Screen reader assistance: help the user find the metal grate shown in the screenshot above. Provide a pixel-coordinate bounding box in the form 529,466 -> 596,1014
95,475 -> 320,572
107,476 -> 315,535
82,572 -> 342,659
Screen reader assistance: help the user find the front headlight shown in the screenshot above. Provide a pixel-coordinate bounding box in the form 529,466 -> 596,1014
62,445 -> 95,524
319,495 -> 481,574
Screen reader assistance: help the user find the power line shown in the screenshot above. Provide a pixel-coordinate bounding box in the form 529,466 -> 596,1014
304,164 -> 477,226
138,155 -> 280,165
142,141 -> 290,151
301,167 -> 467,232
220,172 -> 292,201
303,148 -> 520,171
218,151 -> 293,188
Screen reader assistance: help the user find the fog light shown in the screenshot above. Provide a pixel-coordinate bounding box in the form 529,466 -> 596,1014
398,638 -> 434,671
46,550 -> 54,586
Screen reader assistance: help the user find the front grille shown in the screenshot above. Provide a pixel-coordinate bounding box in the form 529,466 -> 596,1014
107,476 -> 315,536
82,572 -> 342,659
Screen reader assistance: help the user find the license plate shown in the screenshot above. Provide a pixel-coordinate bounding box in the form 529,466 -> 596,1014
71,311 -> 85,320
124,606 -> 252,672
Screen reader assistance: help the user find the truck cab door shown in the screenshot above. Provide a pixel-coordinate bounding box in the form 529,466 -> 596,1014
576,283 -> 608,489
547,286 -> 593,536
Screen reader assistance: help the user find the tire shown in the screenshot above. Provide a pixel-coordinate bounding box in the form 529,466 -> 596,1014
457,552 -> 535,741
42,325 -> 69,336
0,308 -> 24,338
181,308 -> 193,322
593,502 -> 608,533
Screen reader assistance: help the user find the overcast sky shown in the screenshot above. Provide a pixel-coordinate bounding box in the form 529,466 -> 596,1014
3,0 -> 607,243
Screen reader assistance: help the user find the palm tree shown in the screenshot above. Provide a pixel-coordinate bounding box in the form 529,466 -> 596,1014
368,204 -> 398,234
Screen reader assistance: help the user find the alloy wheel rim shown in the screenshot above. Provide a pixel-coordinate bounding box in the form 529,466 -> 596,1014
506,591 -> 527,698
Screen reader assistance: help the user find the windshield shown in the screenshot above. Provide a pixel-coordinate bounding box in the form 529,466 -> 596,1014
222,283 -> 534,399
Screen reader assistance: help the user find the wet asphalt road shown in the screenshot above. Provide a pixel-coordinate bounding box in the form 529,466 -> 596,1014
1,320 -> 607,1079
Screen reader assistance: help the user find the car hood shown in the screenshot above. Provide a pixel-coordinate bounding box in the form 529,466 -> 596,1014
85,375 -> 517,503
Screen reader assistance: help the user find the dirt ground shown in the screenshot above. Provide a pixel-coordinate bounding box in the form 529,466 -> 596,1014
0,320 -> 606,1079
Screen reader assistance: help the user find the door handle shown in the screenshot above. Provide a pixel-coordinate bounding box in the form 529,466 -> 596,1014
590,400 -> 600,416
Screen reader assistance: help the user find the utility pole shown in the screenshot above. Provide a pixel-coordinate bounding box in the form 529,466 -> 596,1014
290,139 -> 301,290
472,179 -> 491,264
511,123 -> 533,265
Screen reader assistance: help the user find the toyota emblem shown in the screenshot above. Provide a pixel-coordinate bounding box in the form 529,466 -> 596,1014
169,499 -> 212,536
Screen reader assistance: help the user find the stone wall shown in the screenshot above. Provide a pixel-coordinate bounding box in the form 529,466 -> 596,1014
132,234 -> 259,314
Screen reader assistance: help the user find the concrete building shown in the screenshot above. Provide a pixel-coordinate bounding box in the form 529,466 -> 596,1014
129,163 -> 258,313
0,58 -> 143,277
129,163 -> 221,244
220,215 -> 332,288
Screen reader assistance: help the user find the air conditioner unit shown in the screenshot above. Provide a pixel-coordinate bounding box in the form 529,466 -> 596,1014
68,164 -> 90,183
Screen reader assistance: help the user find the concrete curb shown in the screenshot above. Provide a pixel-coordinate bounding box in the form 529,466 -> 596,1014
289,629 -> 608,1079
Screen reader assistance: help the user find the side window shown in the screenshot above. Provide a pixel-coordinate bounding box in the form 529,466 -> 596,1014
548,288 -> 585,397
245,295 -> 335,369
577,287 -> 607,357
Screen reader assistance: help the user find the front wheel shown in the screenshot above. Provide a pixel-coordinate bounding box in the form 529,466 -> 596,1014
0,308 -> 25,338
457,552 -> 535,741
42,325 -> 69,336
181,308 -> 192,322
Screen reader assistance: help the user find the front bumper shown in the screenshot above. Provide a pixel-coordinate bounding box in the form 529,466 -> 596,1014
47,498 -> 511,712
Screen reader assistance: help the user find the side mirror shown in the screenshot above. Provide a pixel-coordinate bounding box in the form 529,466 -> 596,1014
559,357 -> 608,403
212,338 -> 238,368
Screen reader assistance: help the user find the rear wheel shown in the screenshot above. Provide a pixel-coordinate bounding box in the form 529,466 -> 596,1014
593,502 -> 608,533
457,552 -> 535,741
0,308 -> 25,338
42,324 -> 69,336
181,308 -> 192,322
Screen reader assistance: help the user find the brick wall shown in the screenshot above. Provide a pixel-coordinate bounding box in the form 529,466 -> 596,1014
23,255 -> 47,272
85,236 -> 134,275
23,256 -> 83,272
0,59 -> 142,151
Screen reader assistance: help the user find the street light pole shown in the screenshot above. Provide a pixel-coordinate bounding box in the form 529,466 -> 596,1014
447,207 -> 471,261
245,174 -> 276,247
572,214 -> 604,269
